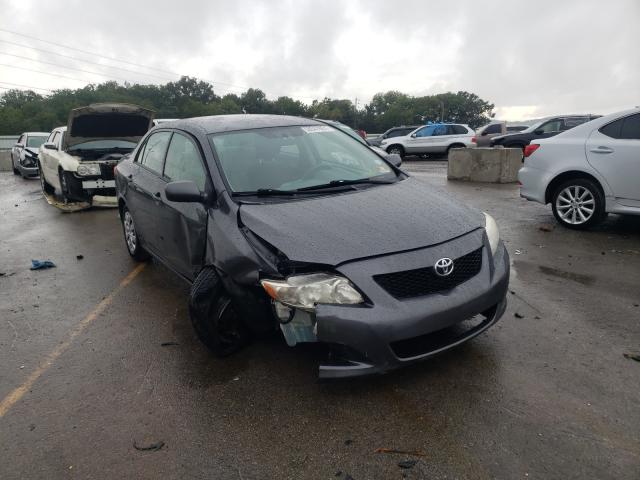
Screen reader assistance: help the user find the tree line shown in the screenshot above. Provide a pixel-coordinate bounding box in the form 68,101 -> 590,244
0,76 -> 495,135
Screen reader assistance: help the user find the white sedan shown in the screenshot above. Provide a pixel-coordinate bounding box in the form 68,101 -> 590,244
519,107 -> 640,229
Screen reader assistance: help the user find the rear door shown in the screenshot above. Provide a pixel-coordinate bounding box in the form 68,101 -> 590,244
156,132 -> 209,280
586,113 -> 640,204
127,130 -> 172,255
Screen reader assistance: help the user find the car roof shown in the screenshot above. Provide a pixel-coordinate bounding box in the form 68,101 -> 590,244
21,132 -> 50,136
160,114 -> 322,134
540,107 -> 639,140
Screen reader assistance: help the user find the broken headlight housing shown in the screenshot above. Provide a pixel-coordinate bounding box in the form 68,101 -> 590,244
261,273 -> 364,311
77,164 -> 100,176
483,212 -> 500,255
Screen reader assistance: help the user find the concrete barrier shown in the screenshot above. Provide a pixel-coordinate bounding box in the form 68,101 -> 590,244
0,151 -> 12,172
447,147 -> 522,183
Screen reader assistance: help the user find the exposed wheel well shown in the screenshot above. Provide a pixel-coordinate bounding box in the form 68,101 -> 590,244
545,171 -> 605,204
447,143 -> 466,150
386,144 -> 404,152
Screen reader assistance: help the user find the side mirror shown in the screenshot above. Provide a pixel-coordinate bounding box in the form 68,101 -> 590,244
534,129 -> 544,135
481,131 -> 488,136
43,142 -> 57,150
410,133 -> 416,138
15,143 -> 24,149
385,153 -> 402,168
165,180 -> 204,203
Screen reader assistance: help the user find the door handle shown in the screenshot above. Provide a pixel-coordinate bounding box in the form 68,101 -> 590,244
590,146 -> 614,154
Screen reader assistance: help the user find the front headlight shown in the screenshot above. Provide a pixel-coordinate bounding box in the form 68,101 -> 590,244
77,164 -> 100,176
483,212 -> 500,255
261,273 -> 364,311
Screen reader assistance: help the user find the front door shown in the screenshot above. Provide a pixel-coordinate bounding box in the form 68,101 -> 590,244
155,132 -> 209,281
127,130 -> 172,255
586,113 -> 640,204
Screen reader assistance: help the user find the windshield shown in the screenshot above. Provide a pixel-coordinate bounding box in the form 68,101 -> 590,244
68,140 -> 137,151
26,136 -> 48,148
208,125 -> 396,193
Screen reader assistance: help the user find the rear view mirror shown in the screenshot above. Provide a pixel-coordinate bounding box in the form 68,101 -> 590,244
165,180 -> 204,203
43,142 -> 57,150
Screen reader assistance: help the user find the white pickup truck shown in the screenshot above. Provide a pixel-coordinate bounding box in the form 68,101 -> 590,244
38,103 -> 154,207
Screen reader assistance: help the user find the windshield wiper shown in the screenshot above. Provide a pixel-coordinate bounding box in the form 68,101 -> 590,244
296,177 -> 396,192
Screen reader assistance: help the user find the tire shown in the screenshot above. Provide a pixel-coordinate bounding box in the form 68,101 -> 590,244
446,144 -> 466,156
120,206 -> 150,261
386,145 -> 404,158
38,161 -> 54,195
189,267 -> 250,357
551,178 -> 605,230
11,154 -> 20,175
58,169 -> 72,203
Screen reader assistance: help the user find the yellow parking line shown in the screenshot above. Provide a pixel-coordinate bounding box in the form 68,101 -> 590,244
0,263 -> 146,418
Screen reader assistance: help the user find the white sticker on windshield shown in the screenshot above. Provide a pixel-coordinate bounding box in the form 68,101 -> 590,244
301,125 -> 334,134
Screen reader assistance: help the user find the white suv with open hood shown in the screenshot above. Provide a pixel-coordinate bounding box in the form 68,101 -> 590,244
38,103 -> 154,208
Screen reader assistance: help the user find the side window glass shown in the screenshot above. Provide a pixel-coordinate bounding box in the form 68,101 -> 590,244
620,114 -> 640,140
163,133 -> 206,191
416,126 -> 435,137
485,124 -> 501,134
51,132 -> 60,146
599,119 -> 623,139
539,120 -> 562,133
433,125 -> 448,136
140,131 -> 172,174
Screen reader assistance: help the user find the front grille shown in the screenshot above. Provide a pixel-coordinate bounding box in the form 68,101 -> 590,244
100,163 -> 115,180
374,248 -> 483,299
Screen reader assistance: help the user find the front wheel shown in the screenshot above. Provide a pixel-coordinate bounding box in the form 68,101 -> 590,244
189,267 -> 250,357
386,145 -> 404,158
551,179 -> 605,230
121,206 -> 150,261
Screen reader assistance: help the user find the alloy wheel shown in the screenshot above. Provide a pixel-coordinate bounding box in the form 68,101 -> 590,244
555,185 -> 595,225
123,211 -> 137,254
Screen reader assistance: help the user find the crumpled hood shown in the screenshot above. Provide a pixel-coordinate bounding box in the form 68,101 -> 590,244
239,178 -> 484,266
64,103 -> 154,149
25,147 -> 39,156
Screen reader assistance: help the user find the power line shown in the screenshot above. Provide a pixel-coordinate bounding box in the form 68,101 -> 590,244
0,28 -> 176,76
0,81 -> 52,92
0,29 -> 321,102
0,63 -> 90,83
0,39 -> 175,81
0,52 -> 132,82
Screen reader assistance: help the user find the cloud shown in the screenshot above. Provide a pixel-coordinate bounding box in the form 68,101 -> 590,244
1,0 -> 638,119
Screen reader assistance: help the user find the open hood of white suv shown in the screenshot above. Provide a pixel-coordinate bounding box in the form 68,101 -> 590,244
64,103 -> 154,149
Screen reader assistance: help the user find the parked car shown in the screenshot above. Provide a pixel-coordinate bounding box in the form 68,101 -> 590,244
115,114 -> 509,378
11,132 -> 49,177
315,119 -> 396,162
368,125 -> 421,147
519,108 -> 640,229
491,115 -> 600,150
475,122 -> 506,147
379,123 -> 475,158
38,103 -> 154,207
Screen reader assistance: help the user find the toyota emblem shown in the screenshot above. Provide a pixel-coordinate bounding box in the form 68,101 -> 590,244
434,257 -> 454,277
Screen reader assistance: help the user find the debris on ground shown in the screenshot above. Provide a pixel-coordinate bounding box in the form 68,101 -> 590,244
515,249 -> 522,255
30,260 -> 56,270
133,440 -> 165,451
534,316 -> 541,320
539,224 -> 554,232
375,448 -> 428,457
398,460 -> 418,469
344,439 -> 353,446
76,254 -> 84,260
623,352 -> 640,362
514,312 -> 524,319
160,342 -> 179,347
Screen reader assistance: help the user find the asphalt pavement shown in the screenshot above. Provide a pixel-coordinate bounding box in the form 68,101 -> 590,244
1,161 -> 639,479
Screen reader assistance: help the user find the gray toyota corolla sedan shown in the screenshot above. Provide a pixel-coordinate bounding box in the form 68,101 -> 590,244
115,115 -> 509,379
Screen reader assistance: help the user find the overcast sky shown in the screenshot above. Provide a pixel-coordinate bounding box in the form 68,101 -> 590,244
1,0 -> 638,120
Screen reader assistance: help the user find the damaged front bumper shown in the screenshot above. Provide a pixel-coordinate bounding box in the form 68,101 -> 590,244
56,165 -> 118,209
274,229 -> 509,379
